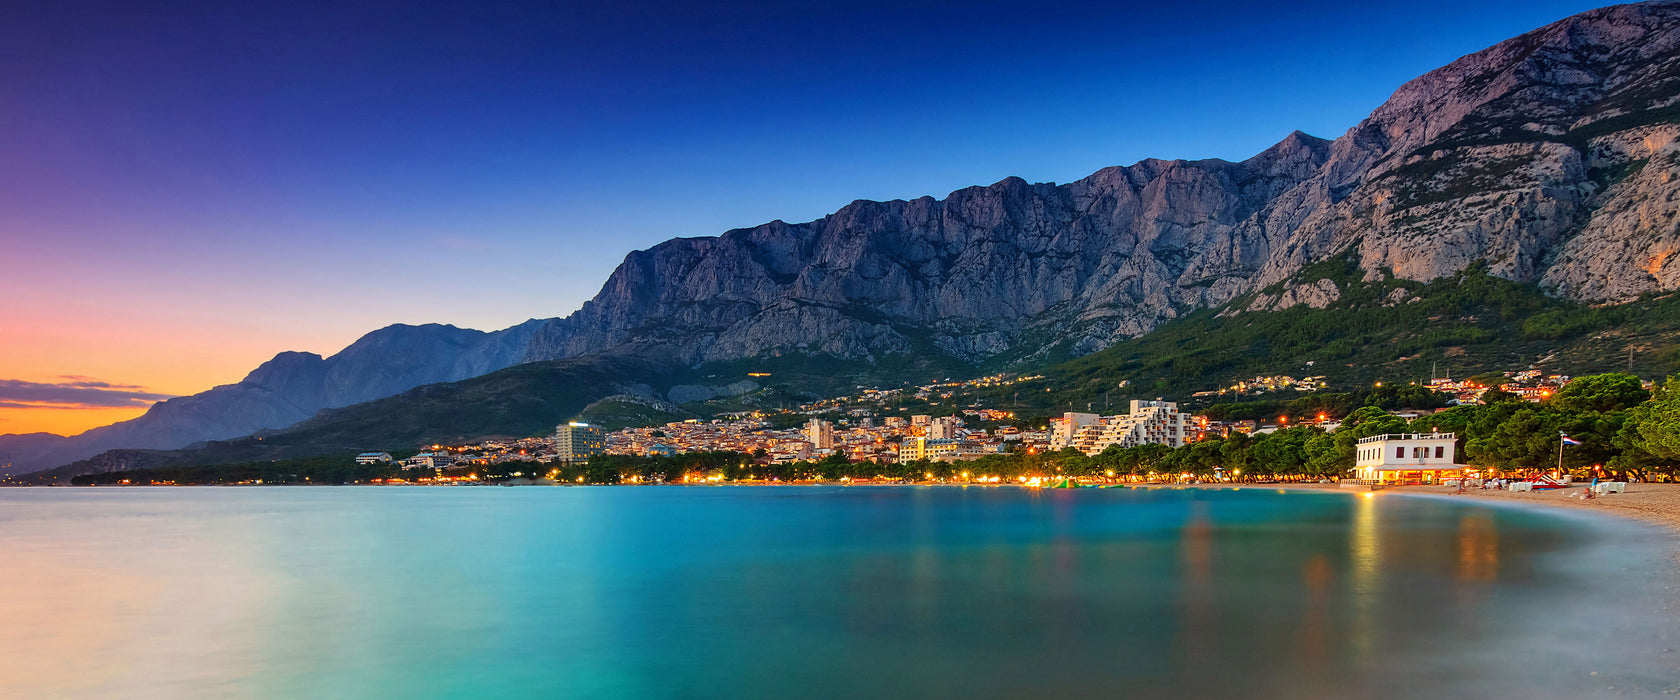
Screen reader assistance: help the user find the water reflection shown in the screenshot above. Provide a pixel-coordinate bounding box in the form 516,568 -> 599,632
0,487 -> 1668,700
1176,504 -> 1215,671
1296,555 -> 1333,668
1348,492 -> 1381,665
1456,513 -> 1499,582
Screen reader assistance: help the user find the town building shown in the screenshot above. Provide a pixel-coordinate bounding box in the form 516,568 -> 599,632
1067,400 -> 1190,455
1050,412 -> 1100,450
554,422 -> 606,463
928,415 -> 960,440
806,418 -> 835,450
404,452 -> 455,469
355,452 -> 393,465
897,437 -> 998,464
1353,432 -> 1465,484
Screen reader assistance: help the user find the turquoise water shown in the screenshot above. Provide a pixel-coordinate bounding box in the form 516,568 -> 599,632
0,486 -> 1674,699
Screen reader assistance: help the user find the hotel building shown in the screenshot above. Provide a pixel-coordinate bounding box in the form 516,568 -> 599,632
1353,432 -> 1465,484
554,422 -> 607,463
1054,401 -> 1190,455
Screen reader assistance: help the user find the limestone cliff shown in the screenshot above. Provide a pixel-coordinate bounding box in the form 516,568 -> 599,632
526,2 -> 1680,366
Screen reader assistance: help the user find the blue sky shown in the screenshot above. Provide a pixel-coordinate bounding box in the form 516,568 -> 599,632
0,0 -> 1612,425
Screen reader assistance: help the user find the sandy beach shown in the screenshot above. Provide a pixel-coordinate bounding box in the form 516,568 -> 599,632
1388,482 -> 1680,533
1147,481 -> 1680,532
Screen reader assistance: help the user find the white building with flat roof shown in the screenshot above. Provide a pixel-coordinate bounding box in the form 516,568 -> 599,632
1067,401 -> 1190,455
1050,412 -> 1100,450
1354,432 -> 1465,484
806,419 -> 834,450
897,437 -> 998,464
555,422 -> 606,463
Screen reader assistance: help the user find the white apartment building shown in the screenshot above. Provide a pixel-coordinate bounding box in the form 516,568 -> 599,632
554,422 -> 606,463
1069,400 -> 1190,456
928,415 -> 961,440
898,437 -> 998,464
1050,412 -> 1101,450
1353,432 -> 1465,484
806,419 -> 835,450
404,452 -> 455,469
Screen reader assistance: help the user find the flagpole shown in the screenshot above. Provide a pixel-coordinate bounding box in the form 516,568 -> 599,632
1557,431 -> 1564,476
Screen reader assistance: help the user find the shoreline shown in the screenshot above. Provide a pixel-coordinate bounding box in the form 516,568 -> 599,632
1388,482 -> 1680,533
1155,481 -> 1680,533
24,479 -> 1680,534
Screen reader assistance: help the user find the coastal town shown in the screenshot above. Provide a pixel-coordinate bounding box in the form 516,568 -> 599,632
373,368 -> 1592,476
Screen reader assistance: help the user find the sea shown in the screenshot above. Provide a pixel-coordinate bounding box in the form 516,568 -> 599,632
0,485 -> 1674,699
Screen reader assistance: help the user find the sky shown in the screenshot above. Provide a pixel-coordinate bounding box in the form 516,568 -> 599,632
0,0 -> 1611,436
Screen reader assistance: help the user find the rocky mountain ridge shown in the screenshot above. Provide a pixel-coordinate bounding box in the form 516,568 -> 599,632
7,1 -> 1680,475
521,1 -> 1680,369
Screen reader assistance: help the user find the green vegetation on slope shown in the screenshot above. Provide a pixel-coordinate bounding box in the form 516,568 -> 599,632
69,455 -> 401,485
574,399 -> 694,432
975,258 -> 1680,415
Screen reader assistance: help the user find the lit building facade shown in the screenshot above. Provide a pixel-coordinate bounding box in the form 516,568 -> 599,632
1068,401 -> 1190,455
806,419 -> 835,450
1050,412 -> 1100,450
1353,432 -> 1465,484
554,422 -> 606,463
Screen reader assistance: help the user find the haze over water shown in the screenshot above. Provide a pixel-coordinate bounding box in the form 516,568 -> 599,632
0,487 -> 1673,699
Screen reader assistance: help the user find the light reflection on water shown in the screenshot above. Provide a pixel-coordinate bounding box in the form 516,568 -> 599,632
0,486 -> 1672,699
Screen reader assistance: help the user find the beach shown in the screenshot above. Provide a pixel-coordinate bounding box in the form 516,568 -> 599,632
1390,482 -> 1680,532
1154,481 -> 1680,531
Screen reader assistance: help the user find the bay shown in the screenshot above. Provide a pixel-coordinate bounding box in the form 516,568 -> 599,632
0,486 -> 1673,698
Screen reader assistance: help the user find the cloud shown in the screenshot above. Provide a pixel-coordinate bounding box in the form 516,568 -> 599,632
0,377 -> 176,409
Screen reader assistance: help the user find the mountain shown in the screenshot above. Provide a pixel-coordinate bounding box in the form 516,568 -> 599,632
520,131 -> 1333,365
11,1 -> 1680,475
521,1 -> 1680,367
1244,0 -> 1680,299
20,354 -> 665,482
0,321 -> 549,474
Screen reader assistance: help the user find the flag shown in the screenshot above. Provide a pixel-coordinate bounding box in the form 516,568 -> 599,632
1560,433 -> 1583,446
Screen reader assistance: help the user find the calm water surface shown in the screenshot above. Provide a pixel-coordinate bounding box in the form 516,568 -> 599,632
0,486 -> 1674,699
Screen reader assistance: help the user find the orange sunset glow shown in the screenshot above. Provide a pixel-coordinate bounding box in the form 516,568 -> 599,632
0,307 -> 360,436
